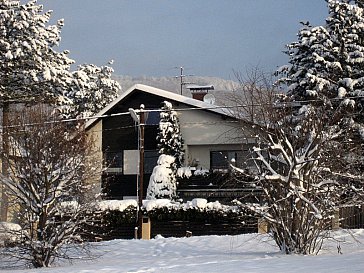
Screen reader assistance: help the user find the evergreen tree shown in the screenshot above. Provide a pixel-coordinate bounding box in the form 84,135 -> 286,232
147,101 -> 184,200
276,0 -> 364,182
59,63 -> 120,118
156,101 -> 184,169
235,0 -> 364,254
277,0 -> 364,127
0,0 -> 120,221
0,0 -> 120,117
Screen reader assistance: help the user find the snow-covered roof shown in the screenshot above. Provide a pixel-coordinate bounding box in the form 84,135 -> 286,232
85,84 -> 232,129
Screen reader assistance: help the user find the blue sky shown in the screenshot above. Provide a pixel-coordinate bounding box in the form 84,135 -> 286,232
40,0 -> 328,80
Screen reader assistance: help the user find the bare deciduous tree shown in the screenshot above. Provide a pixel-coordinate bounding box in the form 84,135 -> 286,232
0,106 -> 100,268
231,68 -> 364,254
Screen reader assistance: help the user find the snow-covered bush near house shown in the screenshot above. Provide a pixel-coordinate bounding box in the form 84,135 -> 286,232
194,168 -> 210,176
96,199 -> 138,212
0,222 -> 22,247
58,198 -> 236,215
176,166 -> 192,178
147,101 -> 186,200
146,154 -> 177,200
143,198 -> 238,214
177,167 -> 210,178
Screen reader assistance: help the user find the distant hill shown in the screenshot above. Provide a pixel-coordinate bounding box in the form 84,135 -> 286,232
112,75 -> 239,99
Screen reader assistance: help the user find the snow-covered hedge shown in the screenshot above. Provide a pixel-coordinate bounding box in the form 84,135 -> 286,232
96,200 -> 138,212
54,199 -> 254,240
143,198 -> 238,213
58,198 -> 239,214
87,198 -> 248,237
142,199 -> 244,222
56,198 -> 244,225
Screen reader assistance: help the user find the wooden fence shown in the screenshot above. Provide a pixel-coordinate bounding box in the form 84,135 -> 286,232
84,217 -> 257,241
82,206 -> 364,241
340,206 -> 364,229
151,218 -> 257,238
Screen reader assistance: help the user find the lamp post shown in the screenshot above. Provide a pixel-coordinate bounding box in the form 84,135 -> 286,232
129,104 -> 145,239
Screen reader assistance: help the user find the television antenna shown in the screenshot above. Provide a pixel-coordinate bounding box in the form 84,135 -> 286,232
174,66 -> 194,95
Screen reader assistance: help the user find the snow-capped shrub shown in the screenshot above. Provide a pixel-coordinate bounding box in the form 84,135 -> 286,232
0,222 -> 23,247
194,168 -> 210,176
146,154 -> 177,200
96,200 -> 138,212
176,167 -> 192,178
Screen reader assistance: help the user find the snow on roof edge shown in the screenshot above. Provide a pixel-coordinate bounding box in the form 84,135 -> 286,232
85,84 -> 233,129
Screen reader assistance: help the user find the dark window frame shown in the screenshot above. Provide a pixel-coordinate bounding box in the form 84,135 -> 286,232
210,150 -> 245,171
104,151 -> 124,173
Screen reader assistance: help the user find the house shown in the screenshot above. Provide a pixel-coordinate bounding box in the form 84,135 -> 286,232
85,84 -> 258,202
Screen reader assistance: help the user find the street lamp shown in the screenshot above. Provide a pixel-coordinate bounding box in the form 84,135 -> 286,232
129,105 -> 145,239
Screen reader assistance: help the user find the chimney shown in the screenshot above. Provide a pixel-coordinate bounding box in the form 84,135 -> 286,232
186,85 -> 214,101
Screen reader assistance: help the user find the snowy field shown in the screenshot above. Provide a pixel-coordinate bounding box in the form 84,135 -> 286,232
1,229 -> 364,273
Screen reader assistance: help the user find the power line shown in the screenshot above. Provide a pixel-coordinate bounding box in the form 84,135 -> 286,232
0,95 -> 363,129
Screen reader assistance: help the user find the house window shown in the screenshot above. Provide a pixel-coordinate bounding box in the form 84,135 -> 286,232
144,150 -> 159,173
104,151 -> 123,173
210,151 -> 239,170
146,111 -> 160,125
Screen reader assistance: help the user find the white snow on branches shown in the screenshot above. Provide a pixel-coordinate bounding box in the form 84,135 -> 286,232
146,155 -> 177,200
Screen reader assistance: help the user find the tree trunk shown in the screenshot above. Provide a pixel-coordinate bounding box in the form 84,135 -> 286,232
1,101 -> 9,221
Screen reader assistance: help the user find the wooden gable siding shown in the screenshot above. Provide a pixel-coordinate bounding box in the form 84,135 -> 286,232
101,90 -> 175,199
102,90 -> 164,152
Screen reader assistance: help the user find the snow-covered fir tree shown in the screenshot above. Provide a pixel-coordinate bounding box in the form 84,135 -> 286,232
147,101 -> 184,199
59,63 -> 120,118
156,101 -> 184,169
276,0 -> 364,183
277,0 -> 364,128
146,154 -> 177,200
0,0 -> 120,118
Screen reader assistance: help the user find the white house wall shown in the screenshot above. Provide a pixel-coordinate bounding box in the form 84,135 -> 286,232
177,108 -> 256,169
178,108 -> 245,145
124,150 -> 139,174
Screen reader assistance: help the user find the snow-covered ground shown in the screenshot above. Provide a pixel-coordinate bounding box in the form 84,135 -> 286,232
1,229 -> 364,273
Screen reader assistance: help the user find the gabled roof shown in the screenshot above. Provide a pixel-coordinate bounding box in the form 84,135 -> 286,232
85,84 -> 232,129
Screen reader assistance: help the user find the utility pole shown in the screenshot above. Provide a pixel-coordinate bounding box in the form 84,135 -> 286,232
175,66 -> 193,95
129,104 -> 145,239
138,105 -> 145,239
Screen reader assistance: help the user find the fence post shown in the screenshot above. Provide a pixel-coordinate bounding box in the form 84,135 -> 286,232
332,208 -> 340,230
258,218 -> 268,234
